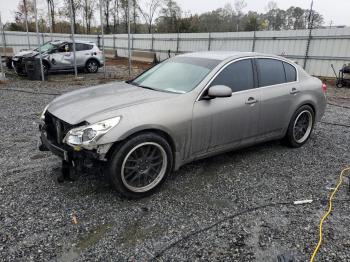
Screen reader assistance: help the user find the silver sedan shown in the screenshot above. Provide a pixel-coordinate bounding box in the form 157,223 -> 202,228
39,51 -> 327,198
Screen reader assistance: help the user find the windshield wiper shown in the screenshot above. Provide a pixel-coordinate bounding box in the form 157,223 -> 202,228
138,85 -> 158,91
128,81 -> 139,86
129,81 -> 157,91
128,81 -> 178,94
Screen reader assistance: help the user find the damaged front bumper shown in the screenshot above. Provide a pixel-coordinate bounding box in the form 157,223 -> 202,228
38,124 -> 113,163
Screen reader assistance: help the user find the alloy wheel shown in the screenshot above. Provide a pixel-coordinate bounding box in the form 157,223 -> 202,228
87,61 -> 98,73
293,110 -> 313,144
121,142 -> 167,193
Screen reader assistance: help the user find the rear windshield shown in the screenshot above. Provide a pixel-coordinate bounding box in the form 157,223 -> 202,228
131,57 -> 220,94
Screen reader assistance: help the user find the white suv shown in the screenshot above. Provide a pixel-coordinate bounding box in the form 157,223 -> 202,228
12,40 -> 104,75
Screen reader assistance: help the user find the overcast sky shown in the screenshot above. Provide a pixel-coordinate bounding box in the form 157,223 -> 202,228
0,0 -> 349,27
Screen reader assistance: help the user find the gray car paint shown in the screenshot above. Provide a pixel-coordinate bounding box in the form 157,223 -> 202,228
45,51 -> 326,170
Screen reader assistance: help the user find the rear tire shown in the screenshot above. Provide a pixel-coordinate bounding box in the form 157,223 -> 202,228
107,133 -> 173,199
85,59 -> 99,73
336,81 -> 343,88
284,105 -> 315,148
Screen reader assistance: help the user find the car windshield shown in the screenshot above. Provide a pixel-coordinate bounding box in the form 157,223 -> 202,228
34,42 -> 57,53
131,57 -> 220,94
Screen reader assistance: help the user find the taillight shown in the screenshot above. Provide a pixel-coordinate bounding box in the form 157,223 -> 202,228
322,83 -> 327,93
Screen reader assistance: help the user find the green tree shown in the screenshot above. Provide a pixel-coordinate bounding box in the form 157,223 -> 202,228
156,0 -> 182,33
243,11 -> 261,31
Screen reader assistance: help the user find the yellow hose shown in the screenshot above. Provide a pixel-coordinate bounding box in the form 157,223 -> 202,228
310,167 -> 350,262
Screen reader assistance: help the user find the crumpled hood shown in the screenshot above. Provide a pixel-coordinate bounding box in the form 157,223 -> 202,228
13,50 -> 39,58
47,81 -> 175,125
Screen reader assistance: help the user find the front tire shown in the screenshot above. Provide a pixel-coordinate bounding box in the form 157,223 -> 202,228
107,133 -> 173,199
85,59 -> 99,73
42,62 -> 49,76
284,105 -> 315,148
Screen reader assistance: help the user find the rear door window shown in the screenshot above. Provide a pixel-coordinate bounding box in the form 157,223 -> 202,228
82,44 -> 93,50
75,43 -> 83,51
257,58 -> 286,87
75,43 -> 93,51
283,62 -> 297,82
210,59 -> 255,93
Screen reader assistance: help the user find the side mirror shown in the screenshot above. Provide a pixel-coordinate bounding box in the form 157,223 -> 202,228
207,85 -> 232,98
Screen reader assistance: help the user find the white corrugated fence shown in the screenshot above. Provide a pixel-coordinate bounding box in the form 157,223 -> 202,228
1,27 -> 350,77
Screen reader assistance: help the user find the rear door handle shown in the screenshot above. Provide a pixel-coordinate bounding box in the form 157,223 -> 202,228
245,97 -> 258,105
290,88 -> 300,95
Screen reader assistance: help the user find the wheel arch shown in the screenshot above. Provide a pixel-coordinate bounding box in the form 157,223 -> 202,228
298,102 -> 316,122
304,102 -> 316,114
105,128 -> 178,167
85,57 -> 101,67
42,59 -> 51,69
283,100 -> 317,138
292,94 -> 318,121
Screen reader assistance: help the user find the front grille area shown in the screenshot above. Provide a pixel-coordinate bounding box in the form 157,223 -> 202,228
44,113 -> 75,146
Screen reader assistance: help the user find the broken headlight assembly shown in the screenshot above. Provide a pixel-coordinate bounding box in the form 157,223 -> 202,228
40,104 -> 50,121
64,116 -> 121,147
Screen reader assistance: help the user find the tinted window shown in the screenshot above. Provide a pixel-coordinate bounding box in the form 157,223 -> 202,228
76,43 -> 93,51
257,58 -> 286,87
210,59 -> 255,92
283,62 -> 297,82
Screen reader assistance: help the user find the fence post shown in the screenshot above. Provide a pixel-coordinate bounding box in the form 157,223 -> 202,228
69,0 -> 78,79
132,34 -> 134,51
97,35 -> 101,49
33,0 -> 45,81
98,0 -> 106,78
208,32 -> 211,51
23,0 -> 31,49
252,31 -> 256,52
2,27 -> 6,50
151,33 -> 154,51
176,33 -> 180,54
0,12 -> 6,80
113,34 -> 115,50
41,33 -> 45,45
303,28 -> 312,70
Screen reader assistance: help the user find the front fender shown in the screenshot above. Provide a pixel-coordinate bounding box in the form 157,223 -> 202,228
97,123 -> 184,171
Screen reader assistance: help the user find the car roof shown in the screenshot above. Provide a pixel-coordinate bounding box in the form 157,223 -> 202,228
178,51 -> 284,61
49,40 -> 95,45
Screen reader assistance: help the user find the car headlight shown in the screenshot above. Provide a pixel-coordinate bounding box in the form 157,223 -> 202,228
40,104 -> 50,121
64,116 -> 121,146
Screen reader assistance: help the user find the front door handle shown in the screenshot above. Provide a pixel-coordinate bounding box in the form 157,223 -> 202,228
245,97 -> 258,105
290,88 -> 300,95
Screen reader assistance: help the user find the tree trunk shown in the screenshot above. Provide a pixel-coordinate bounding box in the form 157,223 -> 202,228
72,5 -> 77,33
50,1 -> 55,33
51,13 -> 55,32
133,0 -> 137,33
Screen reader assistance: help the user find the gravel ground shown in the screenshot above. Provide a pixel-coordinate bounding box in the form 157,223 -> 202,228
0,69 -> 350,262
